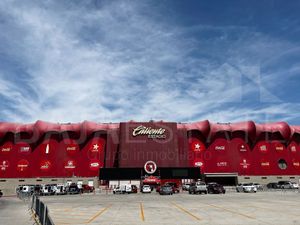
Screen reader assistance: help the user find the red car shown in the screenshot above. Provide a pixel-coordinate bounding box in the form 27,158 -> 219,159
81,184 -> 95,193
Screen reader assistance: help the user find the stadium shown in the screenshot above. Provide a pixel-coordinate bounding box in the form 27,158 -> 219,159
1,120 -> 300,192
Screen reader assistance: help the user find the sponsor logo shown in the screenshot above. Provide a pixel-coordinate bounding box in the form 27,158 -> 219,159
215,146 -> 225,151
293,162 -> 300,167
17,159 -> 29,172
64,160 -> 76,169
290,145 -> 297,152
194,161 -> 203,167
40,160 -> 51,171
194,143 -> 203,151
89,160 -> 101,171
239,144 -> 247,152
240,159 -> 250,169
1,147 -> 11,153
91,144 -> 100,152
259,145 -> 267,152
66,146 -> 77,151
19,146 -> 30,153
133,125 -> 166,139
144,161 -> 157,174
217,161 -> 228,167
261,162 -> 270,167
0,160 -> 9,171
275,145 -> 284,151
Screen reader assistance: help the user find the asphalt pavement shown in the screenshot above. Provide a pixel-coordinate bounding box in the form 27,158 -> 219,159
0,197 -> 32,225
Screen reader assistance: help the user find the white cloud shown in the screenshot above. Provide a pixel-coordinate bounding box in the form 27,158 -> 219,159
0,0 -> 299,124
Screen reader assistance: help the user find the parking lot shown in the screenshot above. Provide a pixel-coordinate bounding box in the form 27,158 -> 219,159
40,190 -> 300,225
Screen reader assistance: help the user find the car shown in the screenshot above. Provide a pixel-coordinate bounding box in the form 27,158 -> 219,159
66,183 -> 81,194
159,185 -> 173,195
165,182 -> 180,193
142,185 -> 152,193
131,185 -> 138,193
41,184 -> 56,196
81,184 -> 95,193
253,183 -> 264,191
55,184 -> 67,195
19,185 -> 34,195
0,189 -> 3,198
267,182 -> 279,189
113,184 -> 132,194
182,183 -> 190,191
207,183 -> 225,194
189,182 -> 207,194
278,181 -> 299,189
236,183 -> 257,193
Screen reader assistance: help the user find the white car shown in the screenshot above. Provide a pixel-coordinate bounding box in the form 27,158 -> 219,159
113,184 -> 132,194
236,183 -> 257,193
142,185 -> 152,193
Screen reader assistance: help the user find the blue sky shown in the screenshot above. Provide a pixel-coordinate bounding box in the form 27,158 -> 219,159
0,0 -> 300,124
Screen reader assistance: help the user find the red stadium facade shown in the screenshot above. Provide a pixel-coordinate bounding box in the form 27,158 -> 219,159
1,120 -> 300,186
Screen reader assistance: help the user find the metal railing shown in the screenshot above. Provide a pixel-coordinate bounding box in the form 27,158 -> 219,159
30,195 -> 55,225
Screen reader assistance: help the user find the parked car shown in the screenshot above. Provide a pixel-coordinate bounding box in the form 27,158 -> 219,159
207,183 -> 225,194
142,185 -> 152,193
81,184 -> 95,193
253,183 -> 264,191
0,189 -> 3,198
33,185 -> 42,195
278,181 -> 299,189
55,184 -> 67,195
66,183 -> 81,194
189,182 -> 208,194
41,184 -> 56,196
236,183 -> 257,193
159,185 -> 173,195
131,185 -> 138,193
19,185 -> 34,195
182,183 -> 190,191
165,182 -> 180,193
113,184 -> 132,194
267,182 -> 279,189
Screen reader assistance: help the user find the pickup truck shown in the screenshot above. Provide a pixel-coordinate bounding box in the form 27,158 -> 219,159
189,182 -> 208,194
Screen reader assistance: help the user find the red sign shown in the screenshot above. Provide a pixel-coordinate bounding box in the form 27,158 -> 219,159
143,175 -> 160,184
64,160 -> 76,170
189,139 -> 205,152
89,159 -> 101,171
144,161 -> 157,174
0,160 -> 9,172
40,160 -> 51,171
17,159 -> 29,172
